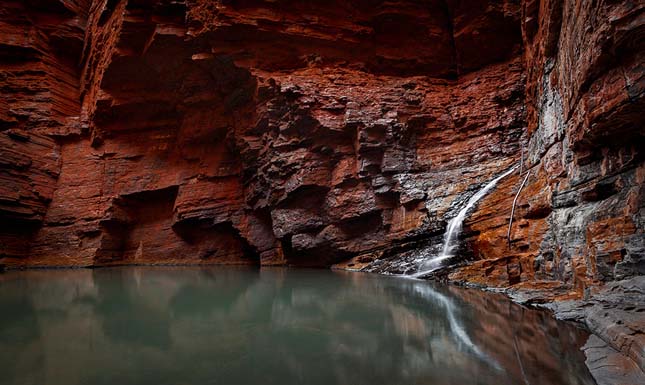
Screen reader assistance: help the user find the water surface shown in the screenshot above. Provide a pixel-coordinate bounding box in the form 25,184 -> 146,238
0,267 -> 595,385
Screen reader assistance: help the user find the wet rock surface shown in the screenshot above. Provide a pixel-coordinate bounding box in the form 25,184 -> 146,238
583,335 -> 645,385
443,0 -> 645,294
542,277 -> 645,385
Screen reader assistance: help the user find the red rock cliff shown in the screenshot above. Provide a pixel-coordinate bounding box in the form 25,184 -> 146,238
0,0 -> 642,294
450,0 -> 644,296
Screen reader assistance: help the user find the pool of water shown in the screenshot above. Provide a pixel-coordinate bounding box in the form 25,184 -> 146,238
0,267 -> 595,385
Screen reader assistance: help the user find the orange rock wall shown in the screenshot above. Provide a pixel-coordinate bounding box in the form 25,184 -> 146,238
0,0 -> 642,295
452,0 -> 644,297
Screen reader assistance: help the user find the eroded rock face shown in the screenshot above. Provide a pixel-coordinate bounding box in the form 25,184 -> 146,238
0,0 -> 642,295
449,0 -> 644,296
0,0 -> 527,268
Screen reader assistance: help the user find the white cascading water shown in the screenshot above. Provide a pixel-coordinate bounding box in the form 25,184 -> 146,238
413,165 -> 518,277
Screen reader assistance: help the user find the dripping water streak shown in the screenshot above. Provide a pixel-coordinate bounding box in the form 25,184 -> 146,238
413,165 -> 518,277
507,169 -> 531,247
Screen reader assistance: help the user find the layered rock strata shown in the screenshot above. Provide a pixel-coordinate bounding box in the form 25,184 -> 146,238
1,0 -> 526,268
449,0 -> 644,296
445,1 -> 645,382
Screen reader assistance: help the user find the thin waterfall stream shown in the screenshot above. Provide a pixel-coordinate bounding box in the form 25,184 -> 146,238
413,165 -> 518,277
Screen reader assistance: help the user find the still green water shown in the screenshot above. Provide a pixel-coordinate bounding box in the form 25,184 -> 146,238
0,267 -> 595,385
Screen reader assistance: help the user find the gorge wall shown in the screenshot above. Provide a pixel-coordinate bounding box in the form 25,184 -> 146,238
450,0 -> 645,295
1,0 -> 525,268
0,1 -> 642,294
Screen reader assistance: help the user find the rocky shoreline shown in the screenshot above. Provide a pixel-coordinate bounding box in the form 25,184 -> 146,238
335,257 -> 645,385
451,276 -> 645,385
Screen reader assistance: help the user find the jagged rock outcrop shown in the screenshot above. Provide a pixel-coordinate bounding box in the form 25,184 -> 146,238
444,1 -> 645,382
448,0 -> 644,295
0,0 -> 526,267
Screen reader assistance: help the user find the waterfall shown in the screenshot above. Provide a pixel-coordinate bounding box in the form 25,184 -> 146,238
413,165 -> 518,277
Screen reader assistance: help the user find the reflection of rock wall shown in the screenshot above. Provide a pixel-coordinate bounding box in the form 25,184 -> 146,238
445,285 -> 592,384
0,267 -> 595,385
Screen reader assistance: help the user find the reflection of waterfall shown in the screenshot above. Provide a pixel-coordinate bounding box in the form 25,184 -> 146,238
413,165 -> 517,277
0,267 -> 596,385
408,280 -> 502,371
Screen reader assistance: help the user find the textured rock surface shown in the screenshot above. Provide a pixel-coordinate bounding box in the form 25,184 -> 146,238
583,335 -> 645,385
546,277 -> 645,385
446,0 -> 645,297
441,1 -> 644,379
0,0 -> 526,268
